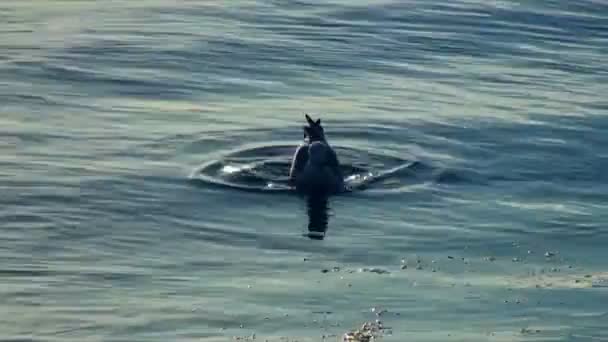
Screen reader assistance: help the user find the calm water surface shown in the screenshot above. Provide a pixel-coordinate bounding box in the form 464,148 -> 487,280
2,1 -> 607,341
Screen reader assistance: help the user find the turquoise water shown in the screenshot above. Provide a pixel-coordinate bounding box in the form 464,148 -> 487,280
2,1 -> 608,341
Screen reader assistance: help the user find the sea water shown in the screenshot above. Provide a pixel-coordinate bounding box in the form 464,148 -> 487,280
1,1 -> 607,341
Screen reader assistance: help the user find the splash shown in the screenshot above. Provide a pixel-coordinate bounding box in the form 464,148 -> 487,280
188,143 -> 424,194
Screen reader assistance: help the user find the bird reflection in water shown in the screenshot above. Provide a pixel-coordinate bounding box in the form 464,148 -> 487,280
305,195 -> 331,240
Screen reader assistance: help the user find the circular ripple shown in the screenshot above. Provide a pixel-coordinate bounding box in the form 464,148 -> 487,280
189,143 -> 426,194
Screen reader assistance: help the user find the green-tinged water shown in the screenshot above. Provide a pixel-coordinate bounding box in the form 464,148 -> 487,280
1,1 -> 607,341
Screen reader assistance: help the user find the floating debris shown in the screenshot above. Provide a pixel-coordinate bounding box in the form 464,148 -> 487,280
520,328 -> 542,335
544,251 -> 556,258
313,311 -> 334,315
369,268 -> 390,275
447,256 -> 454,259
232,333 -> 257,341
343,320 -> 386,342
400,265 -> 407,270
592,278 -> 608,288
371,307 -> 387,317
358,268 -> 391,275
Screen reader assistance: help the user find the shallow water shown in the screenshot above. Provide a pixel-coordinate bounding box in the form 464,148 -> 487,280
2,1 -> 608,341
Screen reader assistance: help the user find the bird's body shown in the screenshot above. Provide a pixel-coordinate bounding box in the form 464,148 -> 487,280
289,115 -> 345,195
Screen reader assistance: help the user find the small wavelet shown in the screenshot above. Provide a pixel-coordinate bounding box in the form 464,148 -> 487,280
188,143 -> 439,194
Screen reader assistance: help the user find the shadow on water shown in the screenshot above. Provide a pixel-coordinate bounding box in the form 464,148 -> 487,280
304,195 -> 330,240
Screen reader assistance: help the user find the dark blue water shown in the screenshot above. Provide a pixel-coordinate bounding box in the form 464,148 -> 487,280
2,1 -> 607,341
